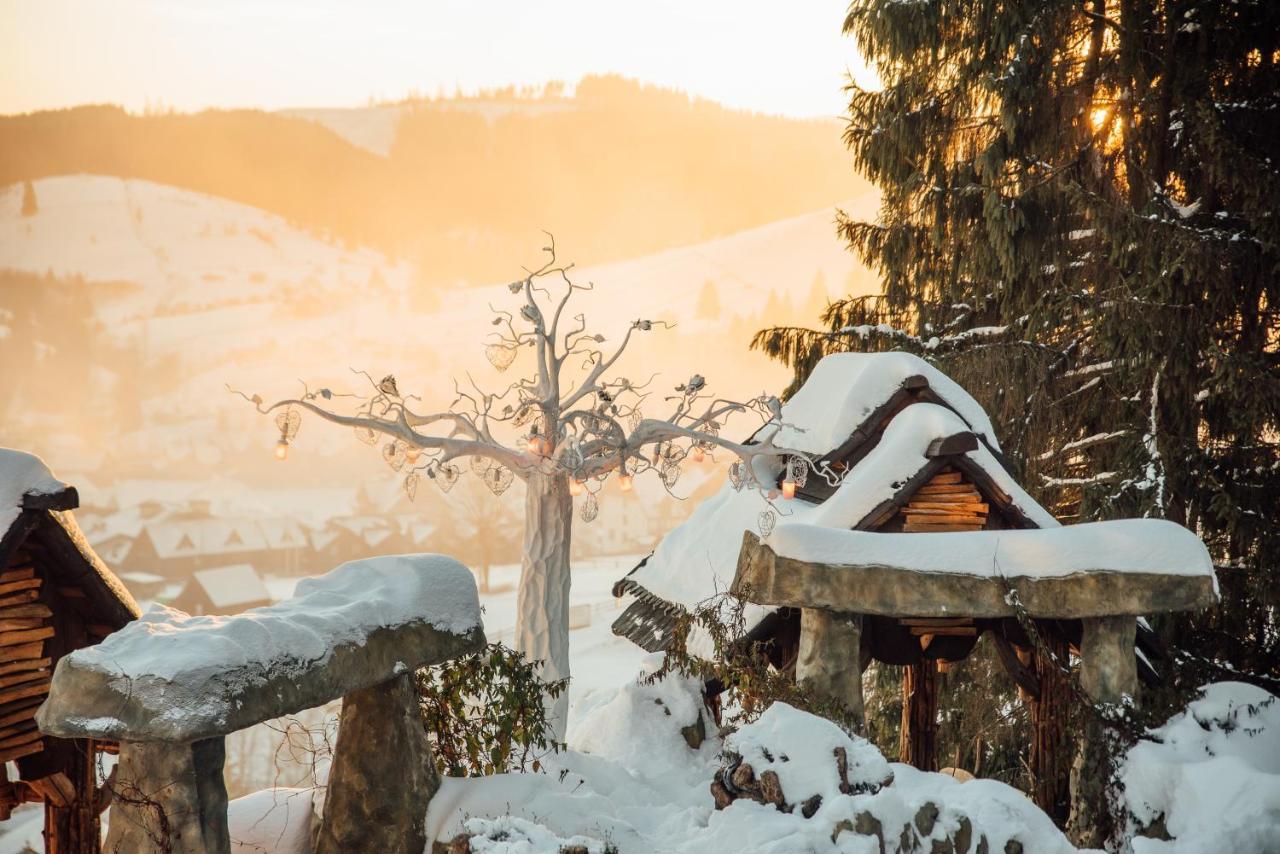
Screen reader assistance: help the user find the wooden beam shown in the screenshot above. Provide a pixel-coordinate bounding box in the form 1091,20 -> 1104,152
0,618 -> 44,632
0,604 -> 53,620
0,680 -> 50,708
899,617 -> 975,628
0,726 -> 44,751
0,740 -> 45,764
0,591 -> 41,609
0,642 -> 46,663
0,657 -> 51,677
0,568 -> 36,584
0,669 -> 50,691
906,501 -> 990,513
0,627 -> 54,648
908,626 -> 977,637
0,699 -> 43,729
916,483 -> 981,495
0,579 -> 41,598
929,471 -> 963,485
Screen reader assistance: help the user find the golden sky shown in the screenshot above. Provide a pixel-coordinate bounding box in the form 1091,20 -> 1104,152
0,0 -> 875,117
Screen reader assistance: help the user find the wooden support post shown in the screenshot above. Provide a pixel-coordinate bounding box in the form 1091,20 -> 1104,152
899,662 -> 938,771
1068,615 -> 1138,848
795,608 -> 864,727
37,738 -> 102,853
1029,634 -> 1071,825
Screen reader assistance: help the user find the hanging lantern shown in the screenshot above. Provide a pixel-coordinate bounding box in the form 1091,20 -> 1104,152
728,460 -> 746,491
274,437 -> 289,461
569,478 -> 585,497
618,473 -> 634,492
692,446 -> 705,463
405,446 -> 422,464
436,464 -> 459,493
580,492 -> 599,522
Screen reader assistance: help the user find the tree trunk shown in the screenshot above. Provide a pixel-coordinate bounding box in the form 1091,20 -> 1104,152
514,473 -> 573,738
899,663 -> 938,771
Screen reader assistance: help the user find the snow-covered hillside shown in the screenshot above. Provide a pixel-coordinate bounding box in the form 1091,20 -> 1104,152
0,175 -> 877,477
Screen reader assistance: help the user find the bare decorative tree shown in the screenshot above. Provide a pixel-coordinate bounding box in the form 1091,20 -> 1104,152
239,239 -> 801,735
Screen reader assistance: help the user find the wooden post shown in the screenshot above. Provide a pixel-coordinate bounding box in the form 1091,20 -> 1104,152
1029,634 -> 1071,825
795,609 -> 864,726
899,662 -> 938,771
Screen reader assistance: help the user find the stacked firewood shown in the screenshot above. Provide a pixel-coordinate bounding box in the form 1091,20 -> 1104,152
0,549 -> 53,765
899,469 -> 989,532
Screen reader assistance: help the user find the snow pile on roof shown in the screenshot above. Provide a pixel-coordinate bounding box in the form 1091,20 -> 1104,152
620,403 -> 1055,616
193,564 -> 273,609
63,553 -> 480,685
806,403 -> 1056,529
0,447 -> 68,532
723,702 -> 892,804
769,518 -> 1215,581
1120,681 -> 1280,852
773,352 -> 1000,453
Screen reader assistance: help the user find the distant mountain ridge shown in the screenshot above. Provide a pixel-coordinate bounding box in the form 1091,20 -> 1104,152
0,76 -> 866,286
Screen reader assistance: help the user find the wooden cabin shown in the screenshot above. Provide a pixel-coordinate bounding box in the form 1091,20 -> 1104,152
0,449 -> 140,853
611,353 -> 1168,822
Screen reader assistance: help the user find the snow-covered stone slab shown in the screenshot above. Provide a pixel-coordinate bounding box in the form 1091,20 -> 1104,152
736,519 -> 1217,619
38,553 -> 485,742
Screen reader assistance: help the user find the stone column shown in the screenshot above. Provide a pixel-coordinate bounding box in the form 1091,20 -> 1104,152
1078,615 -> 1138,704
104,737 -> 230,854
317,673 -> 439,854
796,609 -> 864,727
1069,615 -> 1138,848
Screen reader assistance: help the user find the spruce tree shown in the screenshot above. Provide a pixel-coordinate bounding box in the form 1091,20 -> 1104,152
757,1 -> 1280,681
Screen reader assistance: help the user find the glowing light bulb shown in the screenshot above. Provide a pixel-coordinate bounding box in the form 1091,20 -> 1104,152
527,436 -> 541,454
782,479 -> 797,499
618,473 -> 634,493
274,438 -> 289,461
692,446 -> 705,463
569,479 -> 584,497
405,446 -> 421,464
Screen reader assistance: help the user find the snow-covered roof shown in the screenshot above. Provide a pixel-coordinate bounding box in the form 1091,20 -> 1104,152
617,403 -> 1054,618
192,564 -> 273,609
145,519 -> 269,559
0,447 -> 69,533
768,519 -> 1216,582
773,352 -> 1000,454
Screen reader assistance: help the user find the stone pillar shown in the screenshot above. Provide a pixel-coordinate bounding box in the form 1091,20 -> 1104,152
317,673 -> 439,854
104,737 -> 230,854
1078,616 -> 1138,704
1069,615 -> 1138,847
796,609 -> 864,727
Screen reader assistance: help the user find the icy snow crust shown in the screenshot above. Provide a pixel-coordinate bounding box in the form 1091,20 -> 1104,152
54,554 -> 480,734
773,351 -> 1001,453
769,518 -> 1216,581
0,447 -> 68,532
627,403 -> 1056,616
1121,681 -> 1280,853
